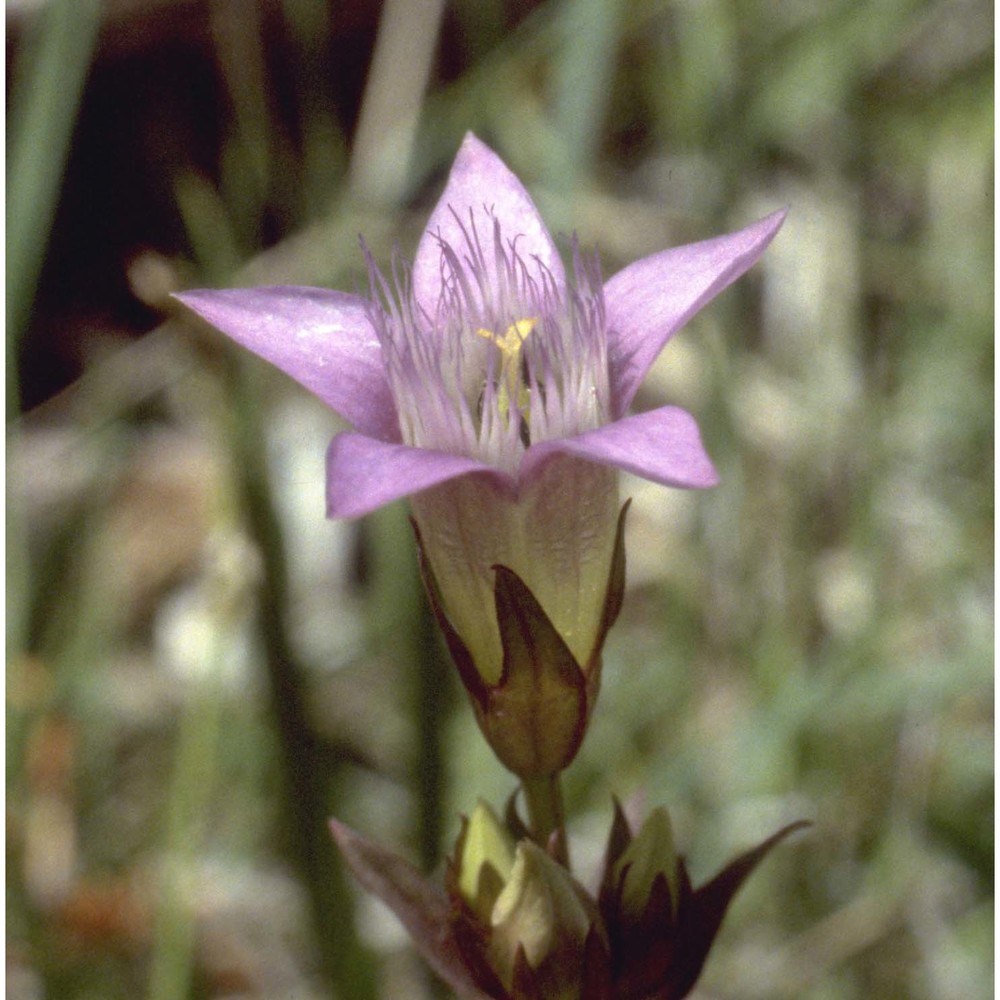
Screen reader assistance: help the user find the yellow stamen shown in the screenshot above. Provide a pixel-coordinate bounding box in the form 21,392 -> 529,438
476,319 -> 537,422
477,318 -> 537,358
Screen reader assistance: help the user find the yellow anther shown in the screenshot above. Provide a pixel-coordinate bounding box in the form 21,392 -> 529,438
476,317 -> 537,357
476,319 -> 537,428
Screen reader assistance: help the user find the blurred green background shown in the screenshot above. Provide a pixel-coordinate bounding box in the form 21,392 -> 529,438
6,1 -> 992,998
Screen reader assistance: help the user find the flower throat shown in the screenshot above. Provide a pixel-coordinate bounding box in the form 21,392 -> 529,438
365,212 -> 611,476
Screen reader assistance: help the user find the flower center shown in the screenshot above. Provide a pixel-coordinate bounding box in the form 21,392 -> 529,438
365,217 -> 610,477
476,318 -> 537,433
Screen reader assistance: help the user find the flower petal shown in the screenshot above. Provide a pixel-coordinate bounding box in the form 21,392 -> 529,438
327,432 -> 510,519
412,133 -> 566,315
604,209 -> 787,416
521,407 -> 718,490
176,286 -> 399,441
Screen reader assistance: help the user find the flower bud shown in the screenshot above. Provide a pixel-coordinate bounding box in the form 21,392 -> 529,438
611,806 -> 680,921
455,800 -> 516,923
487,841 -> 595,999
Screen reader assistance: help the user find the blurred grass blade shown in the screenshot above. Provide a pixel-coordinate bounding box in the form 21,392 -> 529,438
6,0 -> 102,388
548,0 -> 623,192
147,669 -> 225,1000
6,0 -> 101,670
147,524 -> 244,1000
349,0 -> 446,204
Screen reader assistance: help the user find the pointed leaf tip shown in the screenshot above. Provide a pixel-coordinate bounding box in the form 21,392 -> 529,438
668,819 -> 811,997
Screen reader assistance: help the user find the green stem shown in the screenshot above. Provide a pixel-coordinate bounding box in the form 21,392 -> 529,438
521,773 -> 569,867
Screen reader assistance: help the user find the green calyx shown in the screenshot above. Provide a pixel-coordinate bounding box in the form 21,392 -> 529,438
414,495 -> 630,779
410,457 -> 620,688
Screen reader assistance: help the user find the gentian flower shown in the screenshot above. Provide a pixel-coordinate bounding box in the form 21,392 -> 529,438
177,134 -> 784,777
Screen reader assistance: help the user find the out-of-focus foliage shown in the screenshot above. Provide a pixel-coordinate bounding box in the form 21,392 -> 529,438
7,1 -> 991,998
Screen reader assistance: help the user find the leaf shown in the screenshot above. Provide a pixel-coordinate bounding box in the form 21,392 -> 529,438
329,818 -> 494,1000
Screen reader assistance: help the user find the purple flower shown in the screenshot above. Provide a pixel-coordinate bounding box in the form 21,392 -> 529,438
177,134 -> 784,703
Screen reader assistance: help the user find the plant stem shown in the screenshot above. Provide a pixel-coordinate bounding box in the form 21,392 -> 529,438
521,773 -> 570,867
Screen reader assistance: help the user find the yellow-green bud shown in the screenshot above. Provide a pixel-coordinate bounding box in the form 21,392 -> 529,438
612,806 -> 679,920
456,800 -> 516,922
488,842 -> 593,998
